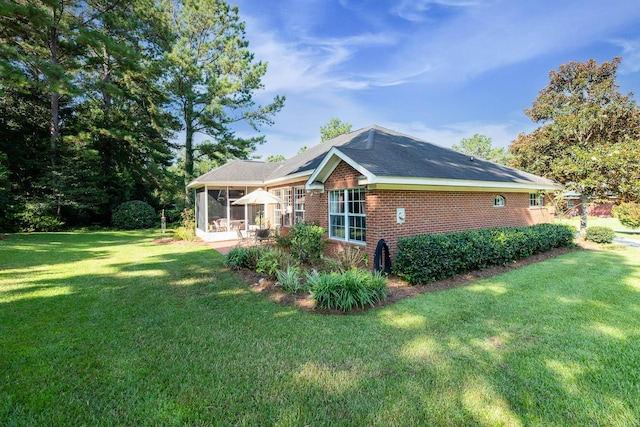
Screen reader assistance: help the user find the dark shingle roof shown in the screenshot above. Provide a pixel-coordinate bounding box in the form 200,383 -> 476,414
189,125 -> 557,188
189,160 -> 283,186
333,126 -> 554,185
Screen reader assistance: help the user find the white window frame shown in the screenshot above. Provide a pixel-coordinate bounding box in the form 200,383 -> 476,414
529,193 -> 544,207
329,188 -> 366,244
494,195 -> 505,207
272,189 -> 282,226
294,186 -> 305,224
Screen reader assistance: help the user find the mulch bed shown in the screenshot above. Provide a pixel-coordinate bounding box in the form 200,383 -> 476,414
233,245 -> 588,315
154,236 -> 596,315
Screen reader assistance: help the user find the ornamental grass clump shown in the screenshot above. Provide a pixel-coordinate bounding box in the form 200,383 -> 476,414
275,266 -> 305,293
308,269 -> 387,312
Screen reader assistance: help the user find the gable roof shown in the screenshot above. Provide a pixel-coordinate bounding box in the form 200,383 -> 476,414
188,125 -> 562,192
307,126 -> 560,191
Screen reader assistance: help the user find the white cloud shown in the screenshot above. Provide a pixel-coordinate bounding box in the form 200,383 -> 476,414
613,39 -> 640,73
391,0 -> 479,23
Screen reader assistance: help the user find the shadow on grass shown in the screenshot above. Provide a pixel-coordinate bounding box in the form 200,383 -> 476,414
1,233 -> 639,425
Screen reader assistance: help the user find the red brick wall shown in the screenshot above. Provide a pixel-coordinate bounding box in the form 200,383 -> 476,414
270,161 -> 555,264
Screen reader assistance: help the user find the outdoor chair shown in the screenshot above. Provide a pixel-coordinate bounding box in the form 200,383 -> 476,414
255,228 -> 271,244
235,228 -> 249,247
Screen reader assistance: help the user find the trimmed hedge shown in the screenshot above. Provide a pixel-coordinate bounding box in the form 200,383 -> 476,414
585,226 -> 615,244
393,224 -> 576,285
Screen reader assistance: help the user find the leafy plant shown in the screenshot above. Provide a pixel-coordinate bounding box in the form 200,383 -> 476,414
289,222 -> 327,264
16,202 -> 65,232
275,266 -> 305,293
173,226 -> 195,241
308,269 -> 388,312
255,248 -> 297,278
111,200 -> 156,230
585,226 -> 615,244
225,247 -> 249,270
612,202 -> 640,229
173,208 -> 196,241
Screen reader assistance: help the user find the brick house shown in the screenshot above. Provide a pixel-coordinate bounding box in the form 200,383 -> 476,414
187,125 -> 561,262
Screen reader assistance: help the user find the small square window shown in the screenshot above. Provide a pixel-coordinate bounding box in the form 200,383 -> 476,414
529,193 -> 543,207
494,195 -> 505,207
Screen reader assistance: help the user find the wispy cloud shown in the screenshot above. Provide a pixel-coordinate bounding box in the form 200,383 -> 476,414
391,0 -> 479,22
613,39 -> 640,73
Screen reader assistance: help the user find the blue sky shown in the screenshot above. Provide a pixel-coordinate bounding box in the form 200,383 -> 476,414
228,0 -> 640,159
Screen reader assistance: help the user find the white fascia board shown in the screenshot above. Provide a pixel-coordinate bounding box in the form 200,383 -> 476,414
361,176 -> 563,192
264,171 -> 312,187
186,180 -> 265,189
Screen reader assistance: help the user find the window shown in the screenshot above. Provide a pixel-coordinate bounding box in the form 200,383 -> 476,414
282,188 -> 292,226
494,195 -> 505,207
529,193 -> 543,207
294,186 -> 305,224
329,188 -> 366,243
272,189 -> 282,226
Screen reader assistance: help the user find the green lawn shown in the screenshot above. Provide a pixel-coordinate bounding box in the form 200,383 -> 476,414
1,232 -> 639,426
558,216 -> 640,239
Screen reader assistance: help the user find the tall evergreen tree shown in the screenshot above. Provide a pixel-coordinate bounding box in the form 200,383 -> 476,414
164,0 -> 285,200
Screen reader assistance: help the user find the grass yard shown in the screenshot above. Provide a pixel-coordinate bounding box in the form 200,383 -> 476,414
1,232 -> 639,426
558,216 -> 640,239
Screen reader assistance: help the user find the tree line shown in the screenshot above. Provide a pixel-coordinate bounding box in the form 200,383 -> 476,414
1,2 -> 638,237
0,0 -> 284,231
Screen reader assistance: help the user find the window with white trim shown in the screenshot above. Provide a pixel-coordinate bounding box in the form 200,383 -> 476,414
494,195 -> 505,207
294,186 -> 305,224
272,189 -> 282,226
282,188 -> 292,226
329,188 -> 366,243
529,193 -> 543,207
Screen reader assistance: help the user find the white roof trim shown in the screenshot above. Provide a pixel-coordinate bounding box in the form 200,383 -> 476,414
306,148 -> 376,188
361,176 -> 563,191
187,180 -> 264,189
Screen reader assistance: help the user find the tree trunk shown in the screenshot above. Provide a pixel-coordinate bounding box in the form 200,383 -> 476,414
49,24 -> 59,167
580,194 -> 589,234
184,106 -> 194,205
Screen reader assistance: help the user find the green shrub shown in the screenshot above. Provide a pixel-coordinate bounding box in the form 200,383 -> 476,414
173,226 -> 195,241
244,246 -> 267,270
585,226 -> 615,244
275,266 -> 305,293
308,269 -> 387,312
393,224 -> 576,285
173,208 -> 196,241
225,247 -> 249,270
289,222 -> 327,264
612,202 -> 640,229
255,248 -> 297,278
16,202 -> 65,232
112,200 -> 156,230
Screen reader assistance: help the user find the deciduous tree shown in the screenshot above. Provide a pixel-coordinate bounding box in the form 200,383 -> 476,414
510,57 -> 640,232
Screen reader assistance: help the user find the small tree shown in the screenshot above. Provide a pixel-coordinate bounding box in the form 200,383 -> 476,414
320,118 -> 352,142
452,134 -> 512,165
